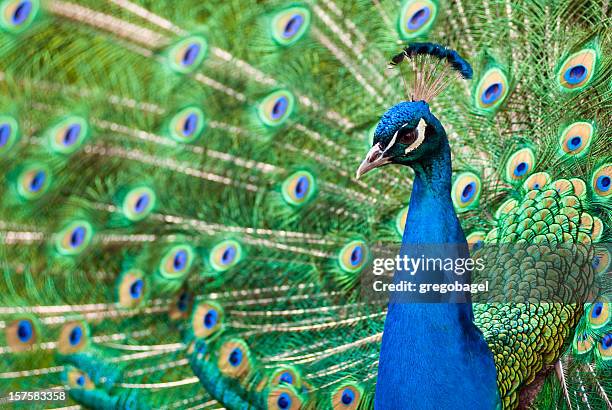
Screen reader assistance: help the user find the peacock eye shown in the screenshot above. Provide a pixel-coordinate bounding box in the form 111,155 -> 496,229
452,172 -> 481,211
559,122 -> 594,157
504,147 -> 535,183
159,244 -> 194,279
192,301 -> 223,337
331,383 -> 363,409
16,163 -> 51,200
1,0 -> 40,32
121,186 -> 156,221
267,386 -> 303,410
58,321 -> 89,354
168,107 -> 206,143
271,6 -> 311,46
271,367 -> 301,388
466,232 -> 486,253
398,0 -> 437,39
281,170 -> 317,206
557,48 -> 598,91
279,372 -> 293,384
218,339 -> 251,378
592,249 -> 610,274
588,298 -> 609,329
258,90 -> 295,127
474,67 -> 509,111
277,392 -> 292,409
117,269 -> 146,308
591,164 -> 611,198
338,240 -> 369,273
6,318 -> 38,351
209,239 -> 243,272
47,116 -> 90,154
166,35 -> 208,73
66,368 -> 94,390
598,333 -> 612,358
0,115 -> 19,154
55,220 -> 94,256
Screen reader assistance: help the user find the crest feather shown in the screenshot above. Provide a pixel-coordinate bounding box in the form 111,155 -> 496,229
389,42 -> 472,102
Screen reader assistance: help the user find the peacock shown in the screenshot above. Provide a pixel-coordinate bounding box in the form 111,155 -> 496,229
0,0 -> 610,409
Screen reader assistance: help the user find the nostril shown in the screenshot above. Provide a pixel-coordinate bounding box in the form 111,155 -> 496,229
367,144 -> 383,162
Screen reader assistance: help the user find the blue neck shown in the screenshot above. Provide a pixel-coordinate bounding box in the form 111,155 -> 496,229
405,140 -> 462,244
374,138 -> 500,409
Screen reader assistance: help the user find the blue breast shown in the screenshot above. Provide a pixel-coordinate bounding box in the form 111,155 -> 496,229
374,145 -> 500,409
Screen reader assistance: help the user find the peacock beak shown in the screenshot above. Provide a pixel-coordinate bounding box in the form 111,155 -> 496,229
356,143 -> 391,179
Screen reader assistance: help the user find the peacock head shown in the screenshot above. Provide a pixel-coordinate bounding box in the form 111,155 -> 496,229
356,43 -> 472,179
356,100 -> 446,178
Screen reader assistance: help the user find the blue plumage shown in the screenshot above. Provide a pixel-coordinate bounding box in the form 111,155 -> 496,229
367,100 -> 499,409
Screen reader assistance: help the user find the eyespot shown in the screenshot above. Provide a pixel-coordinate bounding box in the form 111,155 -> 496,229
0,0 -> 39,32
191,301 -> 223,338
47,116 -> 89,154
177,291 -> 190,311
466,231 -> 486,253
271,367 -> 301,388
281,170 -> 316,206
209,239 -> 242,272
331,383 -> 363,409
258,90 -> 295,127
66,368 -> 95,390
558,48 -> 598,91
505,148 -> 535,182
558,121 -> 594,157
268,386 -> 303,410
6,318 -> 37,351
168,106 -> 206,143
597,333 -> 611,360
0,115 -> 19,154
16,163 -> 51,200
121,186 -> 156,222
54,220 -> 94,256
452,172 -> 481,211
398,0 -> 437,39
58,321 -> 89,355
271,6 -> 311,46
591,164 -> 611,198
592,248 -> 610,274
587,298 -> 609,329
218,339 -> 251,378
395,206 -> 409,236
169,289 -> 193,320
166,35 -> 208,73
338,240 -> 369,273
474,68 -> 509,111
117,269 -> 146,308
572,331 -> 594,355
159,244 -> 194,279
494,199 -> 517,220
523,172 -> 550,192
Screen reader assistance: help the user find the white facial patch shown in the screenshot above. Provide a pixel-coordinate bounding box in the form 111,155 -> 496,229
404,118 -> 427,154
382,130 -> 398,156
